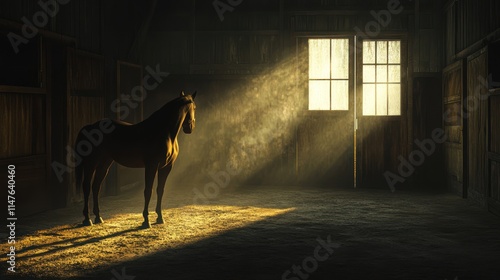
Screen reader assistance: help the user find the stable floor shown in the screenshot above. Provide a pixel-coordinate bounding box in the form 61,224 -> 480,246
1,186 -> 500,280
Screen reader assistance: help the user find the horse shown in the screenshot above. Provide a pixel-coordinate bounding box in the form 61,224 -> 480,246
74,91 -> 197,228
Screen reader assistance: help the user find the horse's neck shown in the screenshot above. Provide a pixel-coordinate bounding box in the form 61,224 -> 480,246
144,108 -> 186,141
166,111 -> 186,140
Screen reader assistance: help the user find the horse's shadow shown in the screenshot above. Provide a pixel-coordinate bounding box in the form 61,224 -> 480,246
19,225 -> 142,260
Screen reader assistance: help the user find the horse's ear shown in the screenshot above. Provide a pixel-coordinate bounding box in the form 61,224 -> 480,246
180,91 -> 185,97
192,91 -> 197,99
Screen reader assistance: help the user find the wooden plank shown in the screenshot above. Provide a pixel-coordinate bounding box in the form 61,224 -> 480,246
413,0 -> 420,72
0,93 -> 47,159
0,18 -> 76,45
0,86 -> 45,94
491,95 -> 500,154
418,29 -> 431,72
467,49 -> 489,201
443,59 -> 465,195
0,155 -> 51,216
489,160 -> 500,216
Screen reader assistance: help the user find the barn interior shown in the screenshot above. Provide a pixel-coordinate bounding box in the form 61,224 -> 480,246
1,0 -> 500,279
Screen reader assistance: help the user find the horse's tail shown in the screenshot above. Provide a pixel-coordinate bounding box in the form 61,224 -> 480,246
74,125 -> 92,191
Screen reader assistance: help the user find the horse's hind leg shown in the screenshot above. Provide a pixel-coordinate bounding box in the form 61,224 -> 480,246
82,166 -> 95,226
142,164 -> 158,228
155,165 -> 172,224
92,158 -> 113,224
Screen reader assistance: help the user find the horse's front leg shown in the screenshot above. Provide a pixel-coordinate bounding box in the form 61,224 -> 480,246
142,164 -> 158,228
156,165 -> 173,224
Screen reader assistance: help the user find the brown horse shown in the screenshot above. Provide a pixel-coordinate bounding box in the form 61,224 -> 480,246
74,91 -> 196,228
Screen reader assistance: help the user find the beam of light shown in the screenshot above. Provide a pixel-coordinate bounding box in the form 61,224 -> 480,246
0,205 -> 294,279
169,50 -> 309,187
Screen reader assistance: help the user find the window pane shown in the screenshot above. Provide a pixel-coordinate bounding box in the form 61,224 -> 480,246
388,84 -> 401,115
388,41 -> 401,64
309,80 -> 330,110
363,65 -> 375,83
376,84 -> 388,115
362,40 -> 401,116
388,65 -> 400,83
363,84 -> 376,115
331,39 -> 349,79
376,65 -> 388,83
331,80 -> 348,110
363,41 -> 376,64
309,39 -> 330,79
377,41 -> 387,64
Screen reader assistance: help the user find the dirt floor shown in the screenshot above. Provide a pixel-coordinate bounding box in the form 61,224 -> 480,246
1,186 -> 500,280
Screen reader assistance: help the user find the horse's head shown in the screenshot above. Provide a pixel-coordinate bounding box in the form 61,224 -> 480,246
180,91 -> 197,134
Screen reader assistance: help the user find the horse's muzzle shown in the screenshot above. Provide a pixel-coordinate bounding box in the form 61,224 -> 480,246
183,123 -> 194,134
183,118 -> 195,134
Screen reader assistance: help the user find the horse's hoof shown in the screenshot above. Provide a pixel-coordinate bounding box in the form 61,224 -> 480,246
95,217 -> 104,224
82,219 -> 93,226
156,218 -> 164,224
140,221 -> 151,229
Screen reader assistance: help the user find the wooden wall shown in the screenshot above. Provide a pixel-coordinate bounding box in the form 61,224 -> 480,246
143,0 -> 420,74
445,0 -> 500,64
0,34 -> 51,216
442,61 -> 464,196
0,92 -> 49,217
490,92 -> 500,215
411,0 -> 442,73
467,49 -> 489,205
444,0 -> 500,212
0,0 -> 146,215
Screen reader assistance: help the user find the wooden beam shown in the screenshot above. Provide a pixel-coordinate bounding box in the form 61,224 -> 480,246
0,85 -> 46,94
0,18 -> 76,45
128,0 -> 158,61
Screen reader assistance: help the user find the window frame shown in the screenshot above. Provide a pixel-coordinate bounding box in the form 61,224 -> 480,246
361,39 -> 402,116
306,36 -> 355,113
357,35 -> 407,120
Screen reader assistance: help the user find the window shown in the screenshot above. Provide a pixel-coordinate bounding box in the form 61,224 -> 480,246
362,40 -> 401,116
308,38 -> 349,111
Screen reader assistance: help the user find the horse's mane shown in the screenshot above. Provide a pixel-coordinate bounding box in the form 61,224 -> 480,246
144,96 -> 193,123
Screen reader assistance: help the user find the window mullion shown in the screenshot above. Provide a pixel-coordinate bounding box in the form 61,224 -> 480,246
375,41 -> 378,115
330,39 -> 332,110
386,44 -> 389,115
